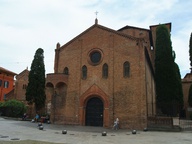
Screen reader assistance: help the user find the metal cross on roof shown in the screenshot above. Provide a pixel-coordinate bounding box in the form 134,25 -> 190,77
95,11 -> 98,18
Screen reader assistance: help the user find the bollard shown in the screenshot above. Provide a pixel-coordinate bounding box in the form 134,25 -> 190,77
143,128 -> 148,132
132,130 -> 137,134
39,125 -> 44,130
102,131 -> 107,136
62,130 -> 67,134
38,123 -> 42,127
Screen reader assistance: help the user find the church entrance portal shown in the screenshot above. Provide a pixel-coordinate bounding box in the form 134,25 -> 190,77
85,97 -> 103,126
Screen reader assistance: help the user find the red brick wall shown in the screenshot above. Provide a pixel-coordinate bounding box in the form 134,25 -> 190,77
14,70 -> 29,101
48,25 -> 156,129
182,73 -> 192,119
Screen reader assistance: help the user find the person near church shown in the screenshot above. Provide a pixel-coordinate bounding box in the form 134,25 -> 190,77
22,113 -> 28,121
113,118 -> 119,130
34,113 -> 40,122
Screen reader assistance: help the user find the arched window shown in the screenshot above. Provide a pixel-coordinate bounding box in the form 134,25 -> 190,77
123,61 -> 130,77
82,65 -> 87,79
102,63 -> 108,78
63,67 -> 69,75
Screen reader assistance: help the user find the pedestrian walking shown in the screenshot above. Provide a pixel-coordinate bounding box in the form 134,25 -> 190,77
113,118 -> 119,130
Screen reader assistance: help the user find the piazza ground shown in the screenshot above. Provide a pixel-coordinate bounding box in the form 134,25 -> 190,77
0,117 -> 192,144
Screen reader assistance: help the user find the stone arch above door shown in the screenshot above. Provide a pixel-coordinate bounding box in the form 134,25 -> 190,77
79,84 -> 109,107
79,84 -> 109,127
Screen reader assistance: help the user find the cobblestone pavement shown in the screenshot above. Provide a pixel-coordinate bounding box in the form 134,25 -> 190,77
0,117 -> 192,144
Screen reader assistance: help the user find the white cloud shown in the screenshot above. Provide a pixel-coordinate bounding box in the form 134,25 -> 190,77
0,0 -> 192,78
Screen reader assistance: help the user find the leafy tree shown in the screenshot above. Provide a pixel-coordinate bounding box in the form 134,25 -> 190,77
189,33 -> 192,72
26,48 -> 46,111
0,100 -> 27,117
155,25 -> 183,116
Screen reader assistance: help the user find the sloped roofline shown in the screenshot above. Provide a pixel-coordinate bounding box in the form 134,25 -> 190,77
18,69 -> 29,76
118,25 -> 150,32
183,73 -> 192,79
0,67 -> 17,75
118,22 -> 172,33
15,69 -> 29,79
59,22 -> 142,50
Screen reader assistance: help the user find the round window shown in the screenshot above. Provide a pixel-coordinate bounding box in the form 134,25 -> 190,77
88,49 -> 103,66
90,51 -> 101,63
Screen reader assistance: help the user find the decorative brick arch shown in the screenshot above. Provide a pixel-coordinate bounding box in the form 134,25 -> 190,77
79,84 -> 109,127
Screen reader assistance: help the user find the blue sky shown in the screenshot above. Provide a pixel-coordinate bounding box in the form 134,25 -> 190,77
0,0 -> 192,78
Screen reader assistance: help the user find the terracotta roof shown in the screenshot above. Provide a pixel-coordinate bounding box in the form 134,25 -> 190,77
0,67 -> 17,75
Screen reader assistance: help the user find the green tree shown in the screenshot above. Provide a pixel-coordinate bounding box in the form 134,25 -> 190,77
189,33 -> 192,72
173,62 -> 184,109
0,100 -> 27,117
155,25 -> 183,116
26,48 -> 46,111
188,33 -> 192,106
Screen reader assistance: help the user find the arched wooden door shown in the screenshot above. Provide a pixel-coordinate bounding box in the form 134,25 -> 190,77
85,97 -> 103,126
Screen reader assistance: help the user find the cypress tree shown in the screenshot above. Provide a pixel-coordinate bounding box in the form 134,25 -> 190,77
155,25 -> 183,116
188,33 -> 192,106
189,33 -> 192,72
26,48 -> 46,111
174,62 -> 184,111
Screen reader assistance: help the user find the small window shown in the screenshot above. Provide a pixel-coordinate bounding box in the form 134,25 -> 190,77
123,61 -> 130,77
63,67 -> 69,75
102,63 -> 108,78
82,65 -> 87,79
0,79 -> 2,87
4,94 -> 6,100
23,84 -> 27,89
4,81 -> 9,88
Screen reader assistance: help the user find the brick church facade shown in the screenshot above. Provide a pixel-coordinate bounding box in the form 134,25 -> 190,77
45,19 -> 171,129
